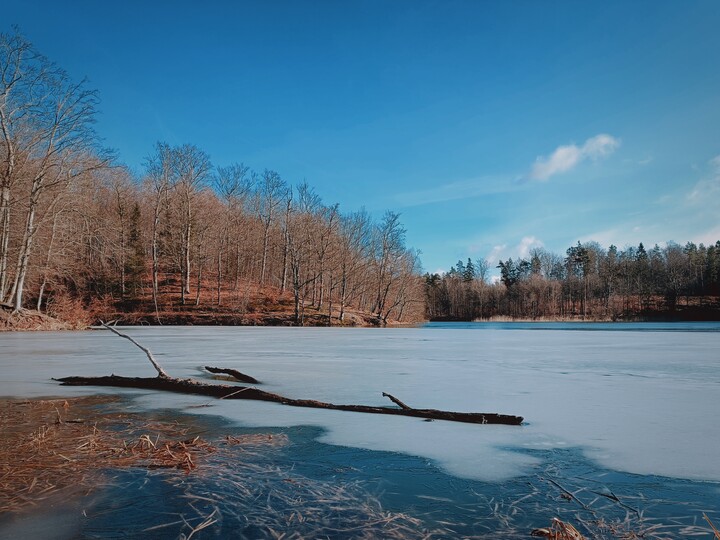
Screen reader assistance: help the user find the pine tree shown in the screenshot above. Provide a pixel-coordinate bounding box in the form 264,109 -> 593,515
462,258 -> 475,282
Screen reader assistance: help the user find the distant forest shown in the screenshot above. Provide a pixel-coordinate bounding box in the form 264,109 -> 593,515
0,30 -> 424,325
426,240 -> 720,321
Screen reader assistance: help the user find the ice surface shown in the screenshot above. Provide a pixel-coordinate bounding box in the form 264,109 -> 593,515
1,323 -> 719,482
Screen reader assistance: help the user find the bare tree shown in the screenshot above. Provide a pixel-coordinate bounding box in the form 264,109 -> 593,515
1,29 -> 109,311
214,163 -> 252,305
255,169 -> 286,286
372,211 -> 407,322
174,144 -> 211,304
145,142 -> 175,319
336,210 -> 371,322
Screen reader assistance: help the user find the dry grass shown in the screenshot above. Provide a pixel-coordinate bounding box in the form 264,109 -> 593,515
532,518 -> 586,539
0,396 -> 442,538
2,397 -> 717,539
0,396 -> 220,513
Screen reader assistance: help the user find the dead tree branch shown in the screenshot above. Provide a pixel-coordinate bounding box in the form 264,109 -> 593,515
55,375 -> 523,426
382,392 -> 411,410
204,366 -> 259,384
100,322 -> 169,378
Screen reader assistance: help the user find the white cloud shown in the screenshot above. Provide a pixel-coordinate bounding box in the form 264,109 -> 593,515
582,134 -> 620,159
484,237 -> 544,265
530,145 -> 582,180
530,134 -> 620,181
518,236 -> 544,258
711,155 -> 720,171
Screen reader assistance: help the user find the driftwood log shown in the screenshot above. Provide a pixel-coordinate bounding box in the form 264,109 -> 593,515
66,324 -> 524,426
56,375 -> 524,425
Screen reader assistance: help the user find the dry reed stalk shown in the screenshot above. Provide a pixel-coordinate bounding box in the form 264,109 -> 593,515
705,514 -> 720,539
531,518 -> 586,539
0,396 -> 255,513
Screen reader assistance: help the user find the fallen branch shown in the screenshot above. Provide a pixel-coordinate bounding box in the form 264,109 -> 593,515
100,322 -> 169,378
55,375 -> 524,426
78,326 -> 524,426
204,366 -> 260,384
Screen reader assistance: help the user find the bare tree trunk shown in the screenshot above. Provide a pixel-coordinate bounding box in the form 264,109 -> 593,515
0,185 -> 10,302
234,244 -> 241,292
327,272 -> 333,326
180,253 -> 186,306
216,245 -> 222,306
115,187 -> 127,298
184,217 -> 191,295
260,221 -> 270,285
195,259 -> 202,306
339,272 -> 347,322
151,200 -> 161,321
36,211 -> 60,311
10,192 -> 38,312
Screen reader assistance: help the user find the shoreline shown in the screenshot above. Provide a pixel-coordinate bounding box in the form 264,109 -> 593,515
4,307 -> 719,332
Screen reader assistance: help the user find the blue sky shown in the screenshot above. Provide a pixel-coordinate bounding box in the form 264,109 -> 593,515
6,1 -> 720,273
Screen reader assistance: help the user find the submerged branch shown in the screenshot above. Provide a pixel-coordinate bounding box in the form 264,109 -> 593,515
55,375 -> 524,426
204,366 -> 260,384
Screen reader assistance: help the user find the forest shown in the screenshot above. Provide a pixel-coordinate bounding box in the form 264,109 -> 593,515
3,28 -> 719,329
0,30 -> 424,327
426,240 -> 720,321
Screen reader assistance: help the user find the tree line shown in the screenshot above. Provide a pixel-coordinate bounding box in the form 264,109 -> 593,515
0,29 -> 424,325
426,240 -> 720,321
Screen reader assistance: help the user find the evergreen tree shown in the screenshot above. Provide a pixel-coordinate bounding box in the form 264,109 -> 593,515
125,203 -> 145,298
462,258 -> 475,282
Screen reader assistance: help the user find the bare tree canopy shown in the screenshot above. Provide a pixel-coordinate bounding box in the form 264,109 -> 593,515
0,28 -> 111,312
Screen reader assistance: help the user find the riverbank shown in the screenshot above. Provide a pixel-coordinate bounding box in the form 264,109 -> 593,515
429,301 -> 720,324
0,299 -> 393,332
0,306 -> 77,331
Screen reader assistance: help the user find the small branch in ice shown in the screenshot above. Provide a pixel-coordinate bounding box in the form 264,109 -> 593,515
204,366 -> 260,384
382,392 -> 411,410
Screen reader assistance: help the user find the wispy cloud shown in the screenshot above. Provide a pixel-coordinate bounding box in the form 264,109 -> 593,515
686,155 -> 720,203
530,134 -> 620,181
394,175 -> 516,207
517,236 -> 544,258
695,225 -> 720,246
486,244 -> 507,264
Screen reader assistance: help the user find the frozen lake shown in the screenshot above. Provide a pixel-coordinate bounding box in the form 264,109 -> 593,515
1,322 -> 719,537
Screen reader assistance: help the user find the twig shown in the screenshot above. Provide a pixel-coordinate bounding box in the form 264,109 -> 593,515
547,478 -> 592,512
705,513 -> 720,539
382,392 -> 412,410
